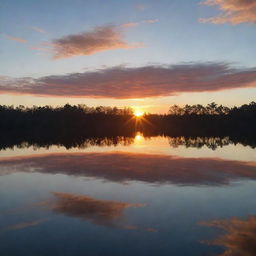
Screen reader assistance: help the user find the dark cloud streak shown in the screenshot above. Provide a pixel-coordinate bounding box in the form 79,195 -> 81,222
0,63 -> 256,99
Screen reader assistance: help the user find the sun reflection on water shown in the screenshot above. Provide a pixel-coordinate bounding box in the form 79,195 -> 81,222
134,132 -> 145,147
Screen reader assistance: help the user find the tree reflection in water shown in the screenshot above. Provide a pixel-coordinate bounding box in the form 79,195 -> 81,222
168,136 -> 232,150
0,134 -> 255,151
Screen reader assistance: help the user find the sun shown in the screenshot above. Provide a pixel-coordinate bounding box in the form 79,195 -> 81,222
134,110 -> 144,117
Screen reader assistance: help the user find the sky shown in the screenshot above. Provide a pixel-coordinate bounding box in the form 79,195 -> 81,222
0,0 -> 256,113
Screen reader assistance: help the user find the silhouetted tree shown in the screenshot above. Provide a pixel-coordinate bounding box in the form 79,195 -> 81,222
0,102 -> 255,150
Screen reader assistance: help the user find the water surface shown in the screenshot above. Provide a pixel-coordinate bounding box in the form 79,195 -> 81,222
0,135 -> 255,256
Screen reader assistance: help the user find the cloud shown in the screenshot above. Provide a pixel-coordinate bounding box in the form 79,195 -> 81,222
0,152 -> 255,186
4,35 -> 27,43
0,63 -> 256,98
29,46 -> 50,52
200,0 -> 256,24
43,192 -> 144,229
30,26 -> 46,33
200,215 -> 256,255
121,19 -> 159,28
51,25 -> 138,59
121,22 -> 140,28
143,19 -> 159,24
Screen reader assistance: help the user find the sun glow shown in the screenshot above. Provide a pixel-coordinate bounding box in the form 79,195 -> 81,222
134,132 -> 144,145
135,134 -> 142,141
134,110 -> 144,117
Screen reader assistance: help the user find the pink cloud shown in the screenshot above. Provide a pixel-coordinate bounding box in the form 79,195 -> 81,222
51,25 -> 138,59
121,22 -> 140,28
121,19 -> 159,28
4,35 -> 27,43
200,0 -> 256,24
0,63 -> 256,99
30,46 -> 50,52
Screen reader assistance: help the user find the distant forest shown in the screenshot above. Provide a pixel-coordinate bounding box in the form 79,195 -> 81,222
0,102 -> 255,149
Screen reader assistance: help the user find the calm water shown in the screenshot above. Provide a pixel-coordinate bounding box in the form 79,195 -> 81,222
0,135 -> 255,256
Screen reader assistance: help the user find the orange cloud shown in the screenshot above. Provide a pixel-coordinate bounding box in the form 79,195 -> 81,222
200,0 -> 256,24
51,25 -> 138,59
200,215 -> 256,255
0,63 -> 256,98
4,35 -> 27,43
121,19 -> 159,28
0,152 -> 255,186
121,22 -> 140,28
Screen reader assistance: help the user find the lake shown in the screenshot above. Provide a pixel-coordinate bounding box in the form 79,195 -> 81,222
0,134 -> 255,256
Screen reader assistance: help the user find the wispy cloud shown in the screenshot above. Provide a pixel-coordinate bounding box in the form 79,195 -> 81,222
29,46 -> 50,52
121,19 -> 159,28
200,0 -> 256,24
30,26 -> 46,33
0,63 -> 256,98
143,19 -> 159,24
50,25 -> 139,59
4,34 -> 27,43
121,22 -> 140,28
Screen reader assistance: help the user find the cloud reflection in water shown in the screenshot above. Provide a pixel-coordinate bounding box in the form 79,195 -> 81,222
200,216 -> 256,256
0,152 -> 255,186
45,192 -> 144,229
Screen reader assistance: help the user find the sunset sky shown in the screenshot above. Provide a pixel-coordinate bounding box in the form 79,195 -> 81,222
0,0 -> 256,113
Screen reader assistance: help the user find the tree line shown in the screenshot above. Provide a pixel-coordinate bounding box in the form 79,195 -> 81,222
0,102 -> 255,147
168,102 -> 256,116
